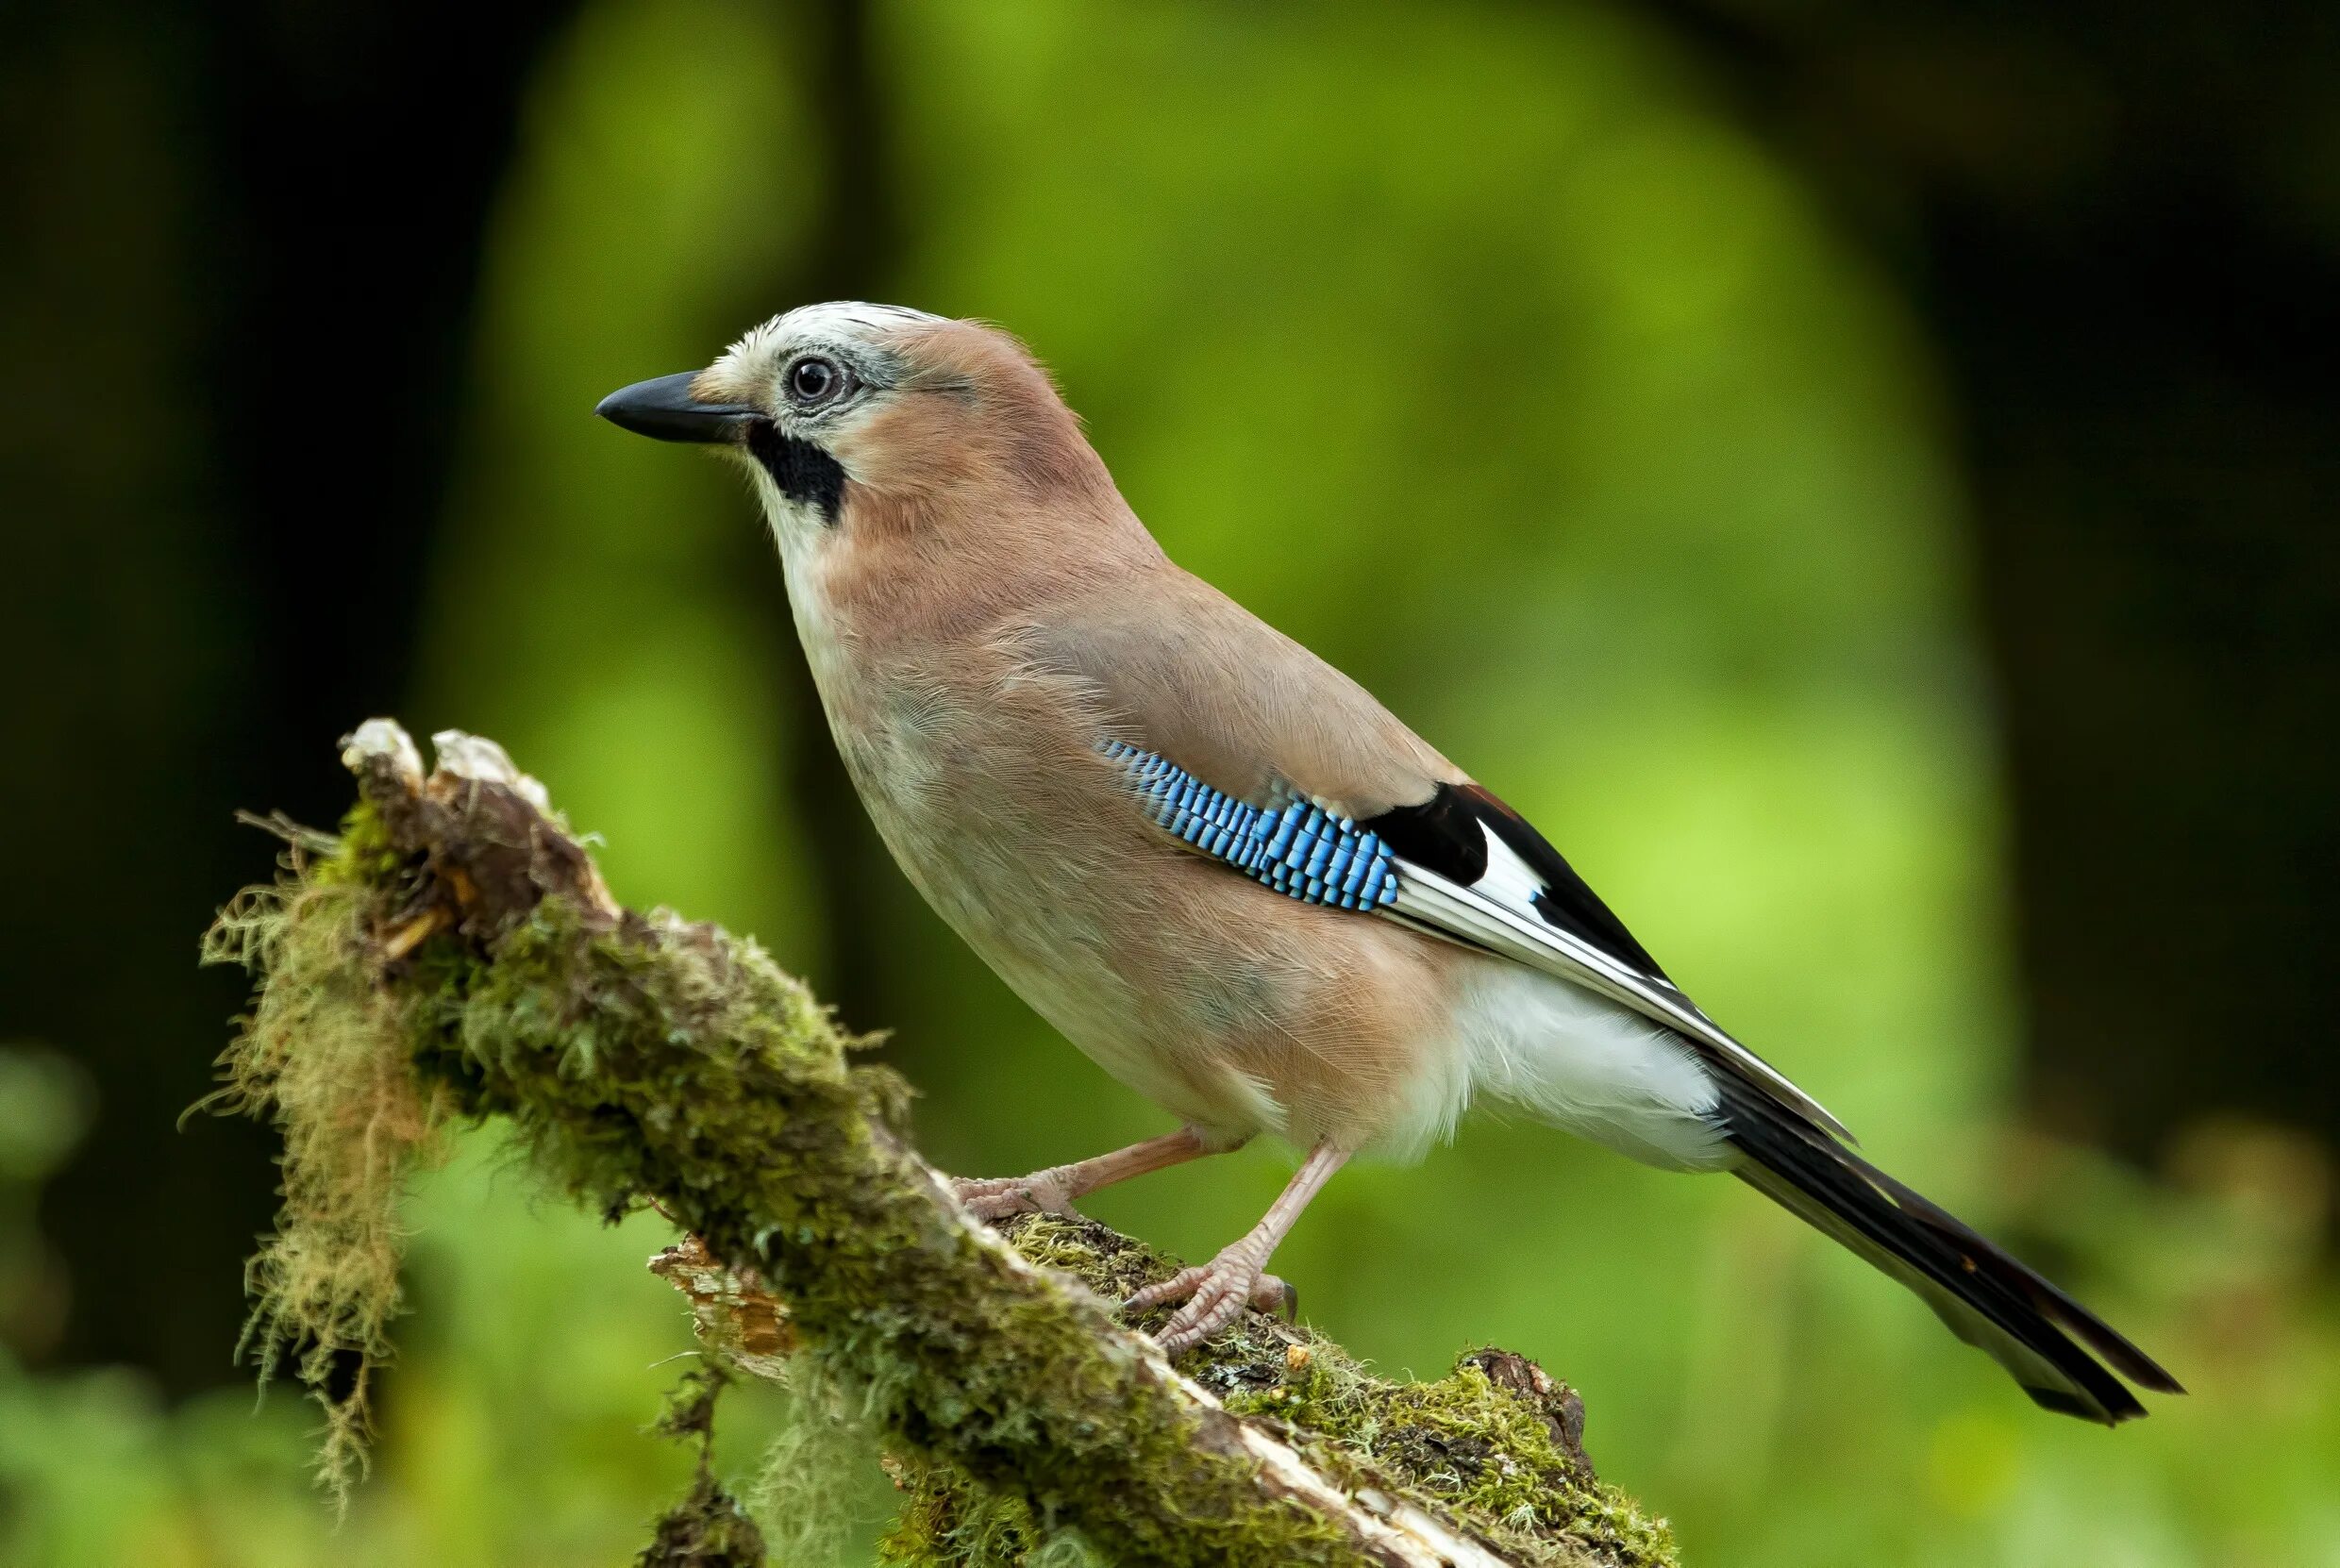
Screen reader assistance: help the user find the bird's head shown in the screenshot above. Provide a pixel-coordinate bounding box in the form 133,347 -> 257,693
597,303 -> 1133,582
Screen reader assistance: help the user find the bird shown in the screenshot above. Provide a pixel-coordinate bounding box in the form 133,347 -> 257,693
596,301 -> 2181,1422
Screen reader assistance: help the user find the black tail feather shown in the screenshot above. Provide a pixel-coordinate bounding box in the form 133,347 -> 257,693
1717,1078 -> 2181,1423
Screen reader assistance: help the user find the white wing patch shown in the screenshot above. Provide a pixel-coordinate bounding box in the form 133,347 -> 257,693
1476,834 -> 1551,914
1383,849 -> 1852,1142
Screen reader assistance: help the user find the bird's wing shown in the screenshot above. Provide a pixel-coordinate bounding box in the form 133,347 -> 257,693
1364,783 -> 1851,1140
1031,569 -> 1851,1142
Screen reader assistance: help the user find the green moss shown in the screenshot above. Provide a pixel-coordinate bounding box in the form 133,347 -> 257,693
880,1455 -> 1103,1568
464,907 -> 1359,1562
315,799 -> 404,888
230,859 -> 1347,1561
638,1367 -> 771,1567
1005,1213 -> 1679,1568
210,764 -> 1679,1566
638,1467 -> 769,1568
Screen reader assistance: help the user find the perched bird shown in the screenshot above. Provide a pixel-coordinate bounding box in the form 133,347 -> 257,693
597,303 -> 2181,1421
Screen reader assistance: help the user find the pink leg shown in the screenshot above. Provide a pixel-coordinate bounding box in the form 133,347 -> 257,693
1126,1140 -> 1349,1356
953,1126 -> 1221,1222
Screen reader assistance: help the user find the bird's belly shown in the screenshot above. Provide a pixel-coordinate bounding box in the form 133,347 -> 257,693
812,676 -> 1264,1132
880,798 -> 1286,1137
818,674 -> 1462,1151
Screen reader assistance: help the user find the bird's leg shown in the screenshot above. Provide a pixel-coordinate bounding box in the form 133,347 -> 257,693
1126,1140 -> 1348,1356
951,1126 -> 1221,1222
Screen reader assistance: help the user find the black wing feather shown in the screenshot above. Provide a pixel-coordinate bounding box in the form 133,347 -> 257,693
1362,782 -> 1668,980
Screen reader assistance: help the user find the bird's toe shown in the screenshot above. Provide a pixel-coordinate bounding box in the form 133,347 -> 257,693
1124,1263 -> 1207,1315
1128,1250 -> 1278,1356
951,1171 -> 1078,1223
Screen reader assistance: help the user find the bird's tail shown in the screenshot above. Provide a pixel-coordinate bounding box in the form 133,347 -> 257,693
1717,1078 -> 2182,1423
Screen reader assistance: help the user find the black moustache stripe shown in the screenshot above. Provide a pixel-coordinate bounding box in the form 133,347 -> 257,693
746,421 -> 846,525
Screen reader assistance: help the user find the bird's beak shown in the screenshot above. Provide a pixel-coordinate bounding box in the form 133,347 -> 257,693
594,371 -> 760,443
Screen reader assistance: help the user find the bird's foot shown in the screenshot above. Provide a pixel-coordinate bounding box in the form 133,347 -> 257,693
951,1168 -> 1080,1223
1124,1245 -> 1295,1356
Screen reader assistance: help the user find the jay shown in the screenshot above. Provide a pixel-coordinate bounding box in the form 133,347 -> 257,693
597,303 -> 2179,1422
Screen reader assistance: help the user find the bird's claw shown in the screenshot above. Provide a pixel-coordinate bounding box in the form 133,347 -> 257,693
951,1170 -> 1079,1223
1124,1249 -> 1294,1355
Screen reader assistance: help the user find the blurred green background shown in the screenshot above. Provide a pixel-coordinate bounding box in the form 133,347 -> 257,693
4,0 -> 2337,1563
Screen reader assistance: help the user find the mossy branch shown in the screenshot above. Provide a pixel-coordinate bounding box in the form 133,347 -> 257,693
206,720 -> 1679,1567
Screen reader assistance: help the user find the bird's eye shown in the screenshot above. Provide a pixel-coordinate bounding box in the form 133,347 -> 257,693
786,355 -> 846,407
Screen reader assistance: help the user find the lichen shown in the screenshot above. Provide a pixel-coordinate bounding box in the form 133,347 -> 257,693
199,810 -> 455,1503
739,1350 -> 890,1562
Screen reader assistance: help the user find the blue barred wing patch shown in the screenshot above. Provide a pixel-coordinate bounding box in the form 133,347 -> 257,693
1100,741 -> 1399,910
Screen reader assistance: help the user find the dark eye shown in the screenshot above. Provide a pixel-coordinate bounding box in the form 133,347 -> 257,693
786,355 -> 846,406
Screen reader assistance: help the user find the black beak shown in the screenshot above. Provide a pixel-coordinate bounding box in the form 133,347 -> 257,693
594,371 -> 759,443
